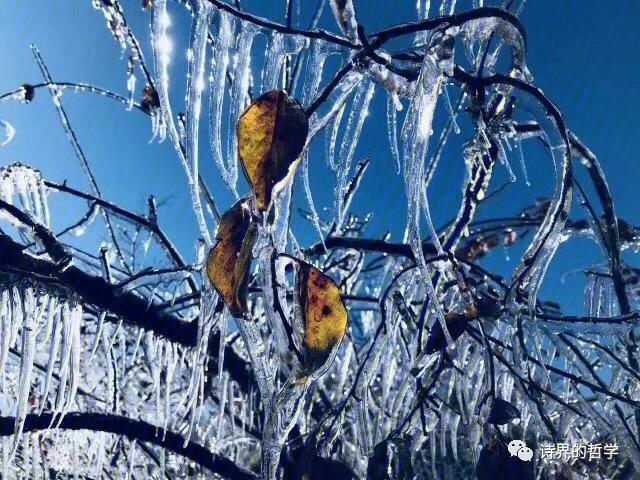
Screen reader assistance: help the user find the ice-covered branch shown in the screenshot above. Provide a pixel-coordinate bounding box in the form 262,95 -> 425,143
0,412 -> 258,479
205,0 -> 357,48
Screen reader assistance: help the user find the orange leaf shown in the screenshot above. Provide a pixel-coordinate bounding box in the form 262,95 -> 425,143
206,198 -> 257,318
237,90 -> 308,212
298,263 -> 348,372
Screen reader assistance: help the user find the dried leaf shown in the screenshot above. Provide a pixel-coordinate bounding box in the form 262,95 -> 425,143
298,262 -> 348,373
487,397 -> 521,425
237,90 -> 308,211
206,198 -> 257,318
424,305 -> 478,354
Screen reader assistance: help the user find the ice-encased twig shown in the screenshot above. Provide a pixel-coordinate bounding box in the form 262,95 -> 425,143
299,41 -> 343,244
401,52 -> 452,346
261,378 -> 308,480
234,316 -> 274,403
334,80 -> 375,228
386,91 -> 402,174
152,0 -> 212,246
505,85 -> 573,315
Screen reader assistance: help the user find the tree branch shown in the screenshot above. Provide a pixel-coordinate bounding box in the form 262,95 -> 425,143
0,412 -> 257,480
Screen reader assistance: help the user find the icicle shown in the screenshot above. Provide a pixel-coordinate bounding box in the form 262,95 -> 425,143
126,56 -> 137,112
88,311 -> 107,364
175,291 -> 217,444
185,0 -> 212,234
496,136 -> 516,182
357,391 -> 373,455
326,103 -> 345,171
256,242 -> 289,359
11,288 -> 38,457
262,32 -> 285,92
228,382 -> 236,440
52,303 -> 72,423
297,41 -> 342,244
22,434 -> 32,479
224,21 -> 259,192
443,85 -> 461,134
262,379 -> 309,480
163,344 -> 177,435
401,52 -> 452,346
309,70 -> 362,140
217,313 -> 228,391
62,304 -> 82,418
214,373 -> 229,447
414,0 -> 431,45
516,138 -> 531,186
39,179 -> 51,228
429,430 -> 438,479
126,440 -> 137,480
439,409 -> 449,458
299,152 -> 325,246
208,10 -> 237,192
457,15 -> 527,75
235,317 -> 274,402
0,120 -> 15,146
129,329 -> 145,367
0,291 -> 10,385
334,342 -> 353,401
153,340 -> 164,429
40,307 -> 62,413
9,288 -> 23,351
1,438 -> 9,479
334,80 -> 375,227
386,91 -> 401,174
270,174 -> 295,250
506,93 -> 572,315
301,40 -> 341,107
261,32 -> 307,93
401,53 -> 444,252
450,413 -> 461,461
0,163 -> 50,227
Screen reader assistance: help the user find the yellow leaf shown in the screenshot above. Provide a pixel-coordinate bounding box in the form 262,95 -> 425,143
237,90 -> 308,212
298,263 -> 348,372
206,198 -> 257,318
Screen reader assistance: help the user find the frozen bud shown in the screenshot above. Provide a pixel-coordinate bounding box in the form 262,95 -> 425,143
142,0 -> 153,9
176,112 -> 186,139
127,55 -> 137,72
141,84 -> 160,113
435,34 -> 455,60
19,84 -> 35,103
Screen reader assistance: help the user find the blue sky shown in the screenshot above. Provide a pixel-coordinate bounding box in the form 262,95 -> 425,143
0,1 -> 638,314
